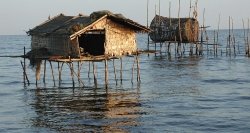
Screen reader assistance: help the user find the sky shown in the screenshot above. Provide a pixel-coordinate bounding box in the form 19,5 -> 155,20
0,0 -> 250,35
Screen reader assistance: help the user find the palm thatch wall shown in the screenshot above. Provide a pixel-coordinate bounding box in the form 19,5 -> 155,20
149,15 -> 199,43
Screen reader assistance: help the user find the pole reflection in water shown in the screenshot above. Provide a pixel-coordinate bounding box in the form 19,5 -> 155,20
28,86 -> 142,132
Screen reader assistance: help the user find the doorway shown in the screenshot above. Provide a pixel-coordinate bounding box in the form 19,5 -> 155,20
78,30 -> 105,56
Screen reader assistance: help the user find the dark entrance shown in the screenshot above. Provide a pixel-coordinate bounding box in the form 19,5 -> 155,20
78,30 -> 105,56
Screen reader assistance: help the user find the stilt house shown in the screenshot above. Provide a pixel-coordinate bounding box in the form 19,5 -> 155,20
149,15 -> 199,43
27,10 -> 150,57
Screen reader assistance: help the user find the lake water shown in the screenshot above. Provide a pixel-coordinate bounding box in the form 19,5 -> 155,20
0,30 -> 250,132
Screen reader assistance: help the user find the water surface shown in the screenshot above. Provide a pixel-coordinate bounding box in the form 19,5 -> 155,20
0,31 -> 250,132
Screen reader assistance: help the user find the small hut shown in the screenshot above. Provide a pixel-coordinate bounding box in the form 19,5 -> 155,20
149,15 -> 199,43
27,10 -> 150,58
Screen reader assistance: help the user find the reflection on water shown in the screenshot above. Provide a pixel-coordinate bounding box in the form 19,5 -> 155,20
28,87 -> 141,132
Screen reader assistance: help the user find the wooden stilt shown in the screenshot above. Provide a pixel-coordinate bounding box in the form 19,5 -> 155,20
147,0 -> 150,57
69,62 -> 75,88
136,52 -> 141,82
104,59 -> 108,88
20,61 -> 29,85
88,61 -> 91,78
58,62 -> 64,84
23,47 -> 26,85
113,59 -> 118,85
120,58 -> 123,84
35,61 -> 42,86
77,61 -> 81,84
168,42 -> 171,55
49,61 -> 56,86
214,30 -> 216,56
66,62 -> 84,87
92,62 -> 97,88
43,60 -> 46,83
131,56 -> 136,84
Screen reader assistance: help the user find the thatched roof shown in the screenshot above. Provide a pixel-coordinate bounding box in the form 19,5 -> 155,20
28,10 -> 150,36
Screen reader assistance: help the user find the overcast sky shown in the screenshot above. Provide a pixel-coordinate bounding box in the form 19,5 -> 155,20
0,0 -> 249,35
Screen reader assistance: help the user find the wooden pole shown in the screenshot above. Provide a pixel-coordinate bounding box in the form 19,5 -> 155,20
58,62 -> 64,83
178,0 -> 182,43
154,4 -> 157,56
77,61 -> 81,84
92,62 -> 97,88
35,61 -> 42,86
247,19 -> 250,55
120,58 -> 123,84
43,60 -> 46,83
49,61 -> 56,86
131,56 -> 136,84
136,52 -> 141,82
20,61 -> 30,85
227,16 -> 231,56
66,63 -> 84,87
104,59 -> 108,88
147,0 -> 150,56
168,42 -> 171,55
23,47 -> 26,85
113,59 -> 118,85
69,62 -> 75,88
231,17 -> 236,56
213,30 -> 216,56
169,1 -> 171,26
243,19 -> 247,55
216,14 -> 221,56
88,61 -> 91,78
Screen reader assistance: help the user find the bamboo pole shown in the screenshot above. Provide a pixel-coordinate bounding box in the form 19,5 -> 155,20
136,52 -> 141,82
104,59 -> 108,88
247,19 -> 249,55
213,30 -> 216,56
231,17 -> 236,56
228,16 -> 231,56
131,56 -> 136,84
23,47 -> 26,84
120,58 -> 123,84
169,1 -> 171,26
88,61 -> 91,78
92,62 -> 97,88
35,61 -> 42,86
178,0 -> 182,43
58,62 -> 64,83
216,14 -> 221,56
69,62 -> 75,88
66,63 -> 84,87
113,59 -> 118,85
147,0 -> 150,56
242,19 -> 247,55
43,60 -> 46,83
23,47 -> 26,85
20,61 -> 30,85
154,4 -> 157,56
49,61 -> 56,86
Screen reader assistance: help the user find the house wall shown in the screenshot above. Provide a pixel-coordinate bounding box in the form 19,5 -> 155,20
85,18 -> 137,56
31,35 -> 73,56
105,20 -> 136,56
